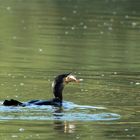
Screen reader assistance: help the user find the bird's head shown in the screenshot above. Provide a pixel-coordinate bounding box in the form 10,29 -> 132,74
52,73 -> 80,100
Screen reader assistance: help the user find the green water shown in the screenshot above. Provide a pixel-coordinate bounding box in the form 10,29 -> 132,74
0,0 -> 140,139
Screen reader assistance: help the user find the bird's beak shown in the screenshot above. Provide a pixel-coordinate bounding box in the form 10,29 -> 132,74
64,74 -> 82,84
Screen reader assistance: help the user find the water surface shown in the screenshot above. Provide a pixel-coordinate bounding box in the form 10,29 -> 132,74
0,0 -> 140,139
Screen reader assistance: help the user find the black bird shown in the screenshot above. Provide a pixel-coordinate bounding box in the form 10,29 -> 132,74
3,73 -> 80,107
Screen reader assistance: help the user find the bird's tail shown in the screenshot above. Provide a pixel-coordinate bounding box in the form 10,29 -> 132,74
3,99 -> 22,106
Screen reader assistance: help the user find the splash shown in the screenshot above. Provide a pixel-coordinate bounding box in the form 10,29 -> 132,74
0,101 -> 120,121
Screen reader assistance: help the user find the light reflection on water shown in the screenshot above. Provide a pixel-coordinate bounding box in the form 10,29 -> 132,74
0,0 -> 140,139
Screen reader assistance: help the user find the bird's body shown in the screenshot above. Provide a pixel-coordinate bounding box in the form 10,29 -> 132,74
3,73 -> 80,107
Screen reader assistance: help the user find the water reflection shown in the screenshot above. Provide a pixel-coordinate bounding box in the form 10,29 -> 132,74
54,120 -> 76,134
0,0 -> 140,139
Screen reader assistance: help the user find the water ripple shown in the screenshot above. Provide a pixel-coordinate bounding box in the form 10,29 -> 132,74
0,101 -> 120,121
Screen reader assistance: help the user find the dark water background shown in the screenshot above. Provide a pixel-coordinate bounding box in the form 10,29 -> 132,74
0,0 -> 140,139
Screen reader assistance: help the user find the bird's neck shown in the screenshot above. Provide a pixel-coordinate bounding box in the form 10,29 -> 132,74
52,81 -> 64,101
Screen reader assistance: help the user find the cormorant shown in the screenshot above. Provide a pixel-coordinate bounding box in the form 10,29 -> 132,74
3,73 -> 80,107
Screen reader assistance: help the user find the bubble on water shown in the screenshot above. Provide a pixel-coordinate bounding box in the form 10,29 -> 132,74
110,18 -> 114,22
101,74 -> 104,77
20,83 -> 24,86
114,72 -> 117,75
12,36 -> 17,40
12,75 -> 15,78
62,17 -> 66,21
100,31 -> 104,35
81,89 -> 84,92
23,26 -> 27,30
73,10 -> 77,14
80,22 -> 84,26
135,82 -> 140,85
108,27 -> 113,31
38,25 -> 42,28
19,128 -> 25,132
83,25 -> 87,29
132,22 -> 137,27
15,95 -> 18,98
112,11 -> 117,15
130,81 -> 134,84
120,21 -> 124,24
21,20 -> 25,23
24,75 -> 27,78
71,26 -> 75,30
104,22 -> 108,26
39,48 -> 43,52
36,134 -> 40,137
65,31 -> 69,35
6,6 -> 11,11
125,15 -> 129,19
76,136 -> 80,139
11,135 -> 18,138
8,73 -> 12,76
125,128 -> 129,131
